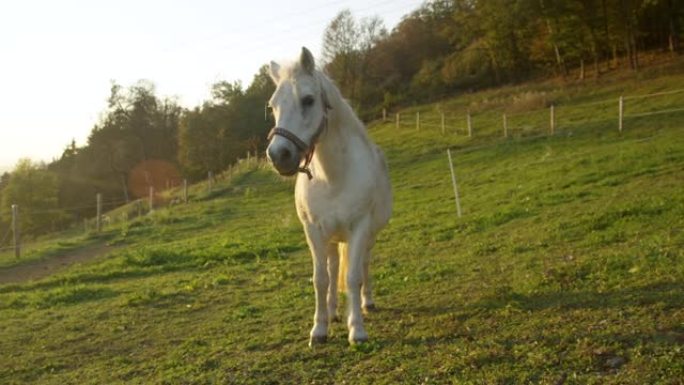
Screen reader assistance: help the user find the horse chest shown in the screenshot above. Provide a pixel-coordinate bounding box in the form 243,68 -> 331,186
295,183 -> 370,239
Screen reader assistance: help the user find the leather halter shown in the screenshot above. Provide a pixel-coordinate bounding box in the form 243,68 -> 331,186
267,95 -> 331,180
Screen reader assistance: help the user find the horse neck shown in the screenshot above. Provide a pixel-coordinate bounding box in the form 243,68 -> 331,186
311,74 -> 368,182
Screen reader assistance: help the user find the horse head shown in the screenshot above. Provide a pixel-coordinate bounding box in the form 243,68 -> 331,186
266,47 -> 330,178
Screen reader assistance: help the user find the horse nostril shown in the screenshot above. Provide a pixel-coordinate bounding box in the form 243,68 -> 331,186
281,148 -> 292,161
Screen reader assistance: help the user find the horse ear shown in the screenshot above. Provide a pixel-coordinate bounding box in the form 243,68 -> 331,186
300,47 -> 315,74
269,61 -> 281,83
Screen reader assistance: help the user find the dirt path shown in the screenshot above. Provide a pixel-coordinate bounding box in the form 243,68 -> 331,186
0,243 -> 119,285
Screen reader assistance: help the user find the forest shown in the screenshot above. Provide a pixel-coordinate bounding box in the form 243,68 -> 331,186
1,0 -> 682,239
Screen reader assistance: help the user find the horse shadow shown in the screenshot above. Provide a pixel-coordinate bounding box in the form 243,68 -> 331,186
473,281 -> 683,312
376,280 -> 683,349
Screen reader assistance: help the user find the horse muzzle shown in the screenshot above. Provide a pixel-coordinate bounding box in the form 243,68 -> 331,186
267,142 -> 302,176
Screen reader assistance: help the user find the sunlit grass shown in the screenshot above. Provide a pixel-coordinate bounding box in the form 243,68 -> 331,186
0,71 -> 683,384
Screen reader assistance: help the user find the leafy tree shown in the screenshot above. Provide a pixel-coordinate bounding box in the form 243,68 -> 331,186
178,105 -> 233,180
323,9 -> 363,106
322,10 -> 387,113
1,159 -> 64,236
50,80 -> 182,210
177,66 -> 275,181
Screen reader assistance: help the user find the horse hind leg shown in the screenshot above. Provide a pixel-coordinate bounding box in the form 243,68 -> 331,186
362,246 -> 376,314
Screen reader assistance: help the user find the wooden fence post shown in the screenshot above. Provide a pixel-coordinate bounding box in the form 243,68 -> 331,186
619,96 -> 624,132
382,108 -> 387,122
467,109 -> 472,137
446,150 -> 462,218
208,171 -> 213,193
183,179 -> 188,204
12,204 -> 20,258
503,113 -> 508,138
550,105 -> 555,135
416,112 -> 420,131
96,193 -> 102,232
149,186 -> 154,211
396,113 -> 400,129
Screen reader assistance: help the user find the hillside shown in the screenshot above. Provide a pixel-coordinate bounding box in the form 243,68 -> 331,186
1,69 -> 683,384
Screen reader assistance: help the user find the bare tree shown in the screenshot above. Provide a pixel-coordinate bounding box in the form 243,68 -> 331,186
322,10 -> 386,107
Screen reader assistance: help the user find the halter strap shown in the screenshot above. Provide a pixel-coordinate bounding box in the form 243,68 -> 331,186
268,127 -> 309,153
267,115 -> 327,180
267,79 -> 332,180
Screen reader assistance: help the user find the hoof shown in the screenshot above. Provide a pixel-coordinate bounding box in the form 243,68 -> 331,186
309,335 -> 327,346
363,304 -> 377,314
348,328 -> 369,345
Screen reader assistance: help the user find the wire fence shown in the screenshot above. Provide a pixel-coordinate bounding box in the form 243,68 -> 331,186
74,120 -> 681,233
2,87 -> 683,261
0,156 -> 273,258
385,88 -> 684,138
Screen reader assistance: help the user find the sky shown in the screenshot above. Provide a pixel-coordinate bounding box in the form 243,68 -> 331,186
0,0 -> 423,173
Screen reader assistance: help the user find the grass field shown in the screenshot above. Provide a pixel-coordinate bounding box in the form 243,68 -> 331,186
1,67 -> 683,384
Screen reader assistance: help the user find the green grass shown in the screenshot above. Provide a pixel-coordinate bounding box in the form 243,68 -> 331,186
1,70 -> 683,384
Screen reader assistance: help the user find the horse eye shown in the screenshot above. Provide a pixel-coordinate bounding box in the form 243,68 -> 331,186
265,104 -> 274,121
301,95 -> 315,107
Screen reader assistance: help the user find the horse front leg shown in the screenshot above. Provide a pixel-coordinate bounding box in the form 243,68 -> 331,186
327,242 -> 340,322
346,216 -> 372,344
304,224 -> 330,346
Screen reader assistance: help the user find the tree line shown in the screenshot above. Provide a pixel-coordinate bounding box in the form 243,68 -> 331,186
323,0 -> 683,118
0,68 -> 274,240
1,0 -> 681,241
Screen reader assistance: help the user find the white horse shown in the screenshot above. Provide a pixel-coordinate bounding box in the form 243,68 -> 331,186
266,47 -> 392,345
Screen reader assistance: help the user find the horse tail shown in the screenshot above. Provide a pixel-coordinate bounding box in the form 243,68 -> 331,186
337,242 -> 348,294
